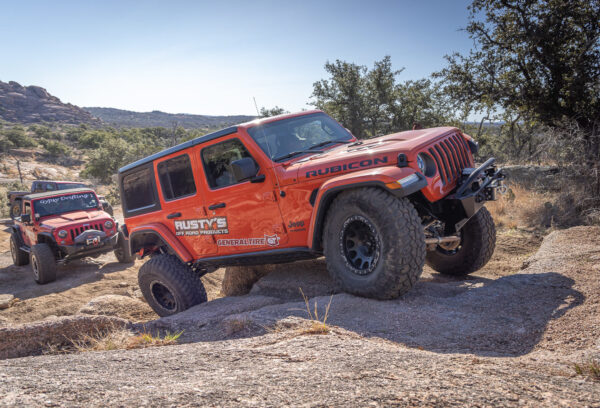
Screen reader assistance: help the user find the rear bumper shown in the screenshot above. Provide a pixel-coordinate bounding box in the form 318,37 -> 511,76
60,233 -> 118,260
451,158 -> 505,230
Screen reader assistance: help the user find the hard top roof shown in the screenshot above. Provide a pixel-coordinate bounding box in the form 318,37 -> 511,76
24,188 -> 96,200
117,110 -> 325,174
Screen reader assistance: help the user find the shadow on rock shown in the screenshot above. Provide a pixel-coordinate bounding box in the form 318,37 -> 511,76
143,257 -> 584,357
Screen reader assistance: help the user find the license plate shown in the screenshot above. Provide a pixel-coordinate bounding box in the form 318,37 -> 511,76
86,237 -> 101,246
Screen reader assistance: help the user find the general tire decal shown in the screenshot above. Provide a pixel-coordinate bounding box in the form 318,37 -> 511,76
305,156 -> 388,178
174,217 -> 228,236
217,234 -> 280,247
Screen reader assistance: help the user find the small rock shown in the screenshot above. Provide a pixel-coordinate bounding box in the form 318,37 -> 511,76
0,294 -> 14,310
117,282 -> 129,288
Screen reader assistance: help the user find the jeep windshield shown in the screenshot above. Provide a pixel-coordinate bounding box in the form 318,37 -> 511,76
247,113 -> 353,162
33,192 -> 100,218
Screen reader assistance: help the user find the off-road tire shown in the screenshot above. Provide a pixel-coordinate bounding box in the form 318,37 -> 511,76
138,254 -> 207,317
11,200 -> 22,219
10,233 -> 29,266
114,232 -> 134,263
323,187 -> 425,300
426,206 -> 496,276
30,243 -> 57,284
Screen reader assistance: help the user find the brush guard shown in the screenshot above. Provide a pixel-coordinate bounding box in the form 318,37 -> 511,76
451,158 -> 506,231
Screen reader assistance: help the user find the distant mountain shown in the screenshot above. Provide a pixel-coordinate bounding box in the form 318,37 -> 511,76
0,80 -> 99,124
84,107 -> 256,129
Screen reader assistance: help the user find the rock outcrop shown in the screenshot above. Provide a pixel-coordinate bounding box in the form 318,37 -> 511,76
0,80 -> 99,124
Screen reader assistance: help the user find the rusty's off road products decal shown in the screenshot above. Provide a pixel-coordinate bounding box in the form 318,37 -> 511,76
175,217 -> 228,236
217,234 -> 280,247
305,156 -> 388,178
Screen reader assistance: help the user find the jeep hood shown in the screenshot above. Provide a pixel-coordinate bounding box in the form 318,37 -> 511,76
40,210 -> 109,228
283,127 -> 458,183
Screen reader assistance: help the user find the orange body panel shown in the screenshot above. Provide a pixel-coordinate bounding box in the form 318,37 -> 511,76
121,110 -> 475,263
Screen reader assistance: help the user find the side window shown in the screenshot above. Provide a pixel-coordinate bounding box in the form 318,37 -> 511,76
157,154 -> 196,201
24,202 -> 31,215
122,167 -> 157,211
32,182 -> 41,192
201,139 -> 258,189
45,183 -> 56,191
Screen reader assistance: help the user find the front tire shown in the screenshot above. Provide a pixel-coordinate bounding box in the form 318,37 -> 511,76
323,187 -> 425,300
30,244 -> 57,284
138,254 -> 207,317
426,206 -> 496,276
10,234 -> 29,266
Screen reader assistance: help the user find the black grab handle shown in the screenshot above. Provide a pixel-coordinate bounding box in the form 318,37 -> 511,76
166,212 -> 182,219
208,202 -> 226,210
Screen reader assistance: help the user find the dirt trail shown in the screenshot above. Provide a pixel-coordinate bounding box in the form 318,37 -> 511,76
0,226 -> 599,406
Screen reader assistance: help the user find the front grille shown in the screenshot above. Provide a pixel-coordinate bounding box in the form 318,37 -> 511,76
427,133 -> 472,185
69,222 -> 105,240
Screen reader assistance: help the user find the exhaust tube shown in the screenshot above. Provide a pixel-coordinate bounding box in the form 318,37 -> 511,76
424,236 -> 461,245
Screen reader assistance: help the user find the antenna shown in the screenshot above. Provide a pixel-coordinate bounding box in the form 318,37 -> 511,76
252,97 -> 285,198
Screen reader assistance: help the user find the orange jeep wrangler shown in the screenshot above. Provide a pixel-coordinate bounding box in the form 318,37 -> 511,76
118,110 -> 504,316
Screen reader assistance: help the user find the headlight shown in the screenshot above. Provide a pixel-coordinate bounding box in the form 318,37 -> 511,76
104,220 -> 114,229
417,153 -> 436,177
57,230 -> 68,238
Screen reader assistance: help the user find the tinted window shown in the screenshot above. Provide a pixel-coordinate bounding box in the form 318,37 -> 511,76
58,183 -> 87,190
201,139 -> 257,189
122,167 -> 156,211
157,154 -> 196,200
247,112 -> 352,161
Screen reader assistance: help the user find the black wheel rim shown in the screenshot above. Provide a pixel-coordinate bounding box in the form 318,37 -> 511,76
150,281 -> 177,311
340,215 -> 381,275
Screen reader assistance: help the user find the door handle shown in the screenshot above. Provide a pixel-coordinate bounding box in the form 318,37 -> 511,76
208,202 -> 226,210
166,212 -> 182,219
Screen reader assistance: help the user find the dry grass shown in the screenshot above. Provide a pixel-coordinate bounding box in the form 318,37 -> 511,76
68,327 -> 183,352
574,359 -> 600,382
299,288 -> 333,335
487,184 -> 556,230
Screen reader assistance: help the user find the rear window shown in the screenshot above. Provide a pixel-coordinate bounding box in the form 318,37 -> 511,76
58,183 -> 87,190
157,154 -> 196,201
122,167 -> 157,212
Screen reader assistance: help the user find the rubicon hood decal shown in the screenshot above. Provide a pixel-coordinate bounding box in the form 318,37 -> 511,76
302,156 -> 389,180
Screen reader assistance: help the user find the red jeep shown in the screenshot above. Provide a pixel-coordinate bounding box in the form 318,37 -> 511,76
9,188 -> 132,283
118,110 -> 504,316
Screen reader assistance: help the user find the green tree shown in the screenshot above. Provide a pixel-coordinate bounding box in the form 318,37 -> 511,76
259,106 -> 289,117
436,0 -> 600,157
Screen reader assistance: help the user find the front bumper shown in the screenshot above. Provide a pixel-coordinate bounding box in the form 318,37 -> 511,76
452,158 -> 506,230
60,233 -> 119,261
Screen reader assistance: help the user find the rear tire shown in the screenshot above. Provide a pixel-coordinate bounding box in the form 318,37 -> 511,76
30,244 -> 57,284
426,206 -> 496,276
11,200 -> 22,219
10,234 -> 29,266
138,254 -> 207,317
323,187 -> 425,300
114,232 -> 134,263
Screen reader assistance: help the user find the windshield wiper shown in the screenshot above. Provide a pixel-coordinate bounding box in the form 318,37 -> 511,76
274,150 -> 324,162
308,139 -> 352,150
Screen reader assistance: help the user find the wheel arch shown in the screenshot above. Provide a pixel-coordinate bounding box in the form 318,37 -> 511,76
129,225 -> 193,263
308,167 -> 427,251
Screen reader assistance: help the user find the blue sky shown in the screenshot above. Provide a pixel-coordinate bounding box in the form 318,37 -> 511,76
1,0 -> 474,115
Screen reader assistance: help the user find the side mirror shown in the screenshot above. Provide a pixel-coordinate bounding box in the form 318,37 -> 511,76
21,213 -> 31,223
231,158 -> 259,182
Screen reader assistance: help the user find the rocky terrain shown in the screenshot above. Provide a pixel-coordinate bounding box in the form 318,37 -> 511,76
0,226 -> 598,406
0,81 -> 98,125
84,107 -> 255,129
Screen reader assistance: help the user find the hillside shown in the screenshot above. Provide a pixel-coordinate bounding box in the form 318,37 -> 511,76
0,81 -> 98,125
85,107 -> 255,129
